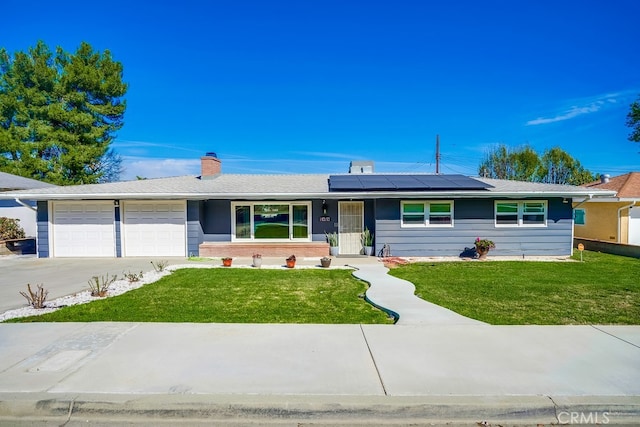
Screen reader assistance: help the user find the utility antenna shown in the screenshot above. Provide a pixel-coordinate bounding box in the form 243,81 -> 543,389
435,134 -> 441,174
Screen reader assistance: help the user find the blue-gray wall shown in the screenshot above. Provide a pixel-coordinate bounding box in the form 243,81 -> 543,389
36,201 -> 49,258
374,198 -> 573,257
114,203 -> 122,257
187,200 -> 204,256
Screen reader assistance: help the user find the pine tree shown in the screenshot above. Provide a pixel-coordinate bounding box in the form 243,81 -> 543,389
0,41 -> 127,184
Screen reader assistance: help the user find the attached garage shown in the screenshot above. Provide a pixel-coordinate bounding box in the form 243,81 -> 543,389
51,201 -> 116,257
122,201 -> 187,256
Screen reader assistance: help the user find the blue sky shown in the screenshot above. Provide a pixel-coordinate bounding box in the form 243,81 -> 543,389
3,0 -> 639,180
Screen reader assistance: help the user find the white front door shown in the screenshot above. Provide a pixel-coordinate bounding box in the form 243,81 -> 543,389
122,201 -> 187,256
52,201 -> 115,257
338,201 -> 363,255
629,206 -> 640,246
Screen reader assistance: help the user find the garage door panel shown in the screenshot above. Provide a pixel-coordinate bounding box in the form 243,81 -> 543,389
123,201 -> 186,257
52,202 -> 115,257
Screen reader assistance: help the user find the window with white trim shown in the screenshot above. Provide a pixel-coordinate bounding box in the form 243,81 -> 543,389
401,201 -> 453,227
232,202 -> 311,241
574,208 -> 585,226
495,200 -> 547,227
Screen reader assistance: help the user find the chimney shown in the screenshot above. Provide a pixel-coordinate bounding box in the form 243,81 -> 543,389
349,160 -> 374,174
600,174 -> 610,184
201,152 -> 221,178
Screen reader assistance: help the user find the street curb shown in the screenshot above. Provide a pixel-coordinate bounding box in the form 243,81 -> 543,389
1,393 -> 639,425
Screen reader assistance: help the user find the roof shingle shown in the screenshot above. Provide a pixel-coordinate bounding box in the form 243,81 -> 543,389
582,173 -> 640,198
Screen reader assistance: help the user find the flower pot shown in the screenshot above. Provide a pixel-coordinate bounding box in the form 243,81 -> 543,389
286,259 -> 296,268
363,246 -> 373,256
320,258 -> 331,268
476,248 -> 489,260
222,258 -> 232,267
252,257 -> 262,268
329,246 -> 339,257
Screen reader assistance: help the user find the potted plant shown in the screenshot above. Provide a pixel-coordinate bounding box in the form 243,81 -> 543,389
252,253 -> 262,268
286,254 -> 296,268
360,227 -> 374,256
320,256 -> 332,268
222,257 -> 233,267
325,231 -> 339,256
474,238 -> 495,260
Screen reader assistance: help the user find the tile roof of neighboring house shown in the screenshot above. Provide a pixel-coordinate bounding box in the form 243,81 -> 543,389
582,172 -> 640,198
0,171 -> 57,191
0,173 -> 616,200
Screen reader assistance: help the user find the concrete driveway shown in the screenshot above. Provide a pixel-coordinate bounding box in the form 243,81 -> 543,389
0,256 -> 207,313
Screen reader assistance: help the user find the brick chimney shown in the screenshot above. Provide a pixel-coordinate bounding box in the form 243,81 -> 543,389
201,152 -> 221,178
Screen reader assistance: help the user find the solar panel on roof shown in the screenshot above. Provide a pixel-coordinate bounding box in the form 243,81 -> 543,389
329,174 -> 492,191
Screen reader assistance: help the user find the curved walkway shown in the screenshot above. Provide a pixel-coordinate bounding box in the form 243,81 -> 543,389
350,263 -> 486,326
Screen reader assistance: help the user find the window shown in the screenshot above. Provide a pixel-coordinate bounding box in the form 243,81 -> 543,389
574,208 -> 585,226
232,202 -> 310,240
401,201 -> 453,227
495,201 -> 547,227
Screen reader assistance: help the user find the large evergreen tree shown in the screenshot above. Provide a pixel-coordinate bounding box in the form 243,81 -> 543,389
479,145 -> 595,185
0,41 -> 127,184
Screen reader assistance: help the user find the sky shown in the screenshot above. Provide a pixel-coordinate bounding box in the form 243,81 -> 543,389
2,0 -> 639,180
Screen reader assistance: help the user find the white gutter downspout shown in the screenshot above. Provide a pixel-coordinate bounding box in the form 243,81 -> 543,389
617,201 -> 637,243
15,198 -> 37,212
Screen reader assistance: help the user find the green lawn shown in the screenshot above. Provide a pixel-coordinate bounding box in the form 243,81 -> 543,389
389,251 -> 640,325
11,269 -> 394,324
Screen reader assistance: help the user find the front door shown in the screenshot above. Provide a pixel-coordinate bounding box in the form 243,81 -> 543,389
338,201 -> 363,255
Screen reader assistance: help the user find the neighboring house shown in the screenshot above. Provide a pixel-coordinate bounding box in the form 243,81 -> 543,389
0,171 -> 56,237
576,173 -> 640,246
0,153 -> 615,258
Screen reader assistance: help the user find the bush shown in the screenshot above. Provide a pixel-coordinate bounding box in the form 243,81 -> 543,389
19,283 -> 48,309
0,217 -> 26,240
88,273 -> 118,297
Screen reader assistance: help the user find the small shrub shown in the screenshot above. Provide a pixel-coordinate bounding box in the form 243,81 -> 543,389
123,270 -> 144,283
0,217 -> 26,240
88,273 -> 117,297
150,260 -> 169,272
19,283 -> 48,309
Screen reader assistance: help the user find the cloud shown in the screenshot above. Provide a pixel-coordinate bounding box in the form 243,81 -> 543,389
526,103 -> 604,125
525,90 -> 637,126
121,157 -> 200,180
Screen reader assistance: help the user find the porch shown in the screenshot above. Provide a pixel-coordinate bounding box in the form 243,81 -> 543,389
198,241 -> 331,258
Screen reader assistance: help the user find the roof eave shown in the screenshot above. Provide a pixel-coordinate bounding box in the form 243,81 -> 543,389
0,189 -> 617,201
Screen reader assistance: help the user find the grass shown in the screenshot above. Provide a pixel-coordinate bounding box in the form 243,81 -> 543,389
11,269 -> 394,324
389,251 -> 640,325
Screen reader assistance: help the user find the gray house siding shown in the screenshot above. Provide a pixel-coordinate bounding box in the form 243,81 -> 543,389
36,201 -> 49,258
202,200 -> 232,241
187,200 -> 204,256
114,203 -> 122,257
374,198 -> 573,257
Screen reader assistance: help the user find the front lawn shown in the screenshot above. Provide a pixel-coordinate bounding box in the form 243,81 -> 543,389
11,268 -> 394,324
389,251 -> 640,325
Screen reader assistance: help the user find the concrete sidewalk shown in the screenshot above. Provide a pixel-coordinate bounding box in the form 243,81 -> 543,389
0,323 -> 639,425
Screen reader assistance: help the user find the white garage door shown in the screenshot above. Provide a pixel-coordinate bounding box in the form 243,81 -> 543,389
123,201 -> 186,256
630,206 -> 640,246
52,202 -> 115,257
